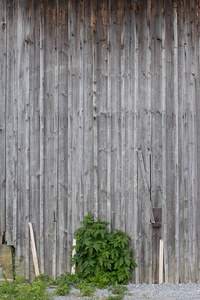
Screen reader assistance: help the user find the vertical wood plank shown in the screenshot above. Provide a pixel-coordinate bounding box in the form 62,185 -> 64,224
177,0 -> 186,283
182,1 -> 190,282
195,0 -> 200,283
0,0 -> 6,243
146,0 -> 153,283
70,0 -> 81,235
52,0 -> 59,277
29,0 -> 41,280
52,221 -> 57,279
57,0 -> 68,275
78,0 -> 84,229
92,0 -> 98,220
6,0 -> 17,246
174,0 -> 179,283
24,0 -> 31,280
43,0 -> 57,276
67,0 -> 73,270
110,0 -> 122,231
96,0 -> 108,222
136,0 -> 153,283
133,4 -> 139,283
16,0 -> 31,278
126,0 -> 136,282
150,0 -> 163,284
39,0 -> 45,274
185,0 -> 197,282
123,0 -> 132,240
120,0 -> 125,233
106,0 -> 111,231
12,0 -> 18,249
83,0 -> 94,217
194,0 -> 200,283
161,0 -> 168,282
165,0 -> 176,282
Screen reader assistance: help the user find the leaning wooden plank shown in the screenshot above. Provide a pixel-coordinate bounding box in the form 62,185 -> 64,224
71,239 -> 76,275
159,239 -> 164,284
29,223 -> 40,276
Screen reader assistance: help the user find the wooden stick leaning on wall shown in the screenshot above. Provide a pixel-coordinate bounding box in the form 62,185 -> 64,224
71,239 -> 76,274
159,239 -> 164,284
29,222 -> 40,276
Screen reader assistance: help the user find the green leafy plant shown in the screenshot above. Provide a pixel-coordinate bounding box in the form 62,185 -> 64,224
0,277 -> 17,300
77,283 -> 95,297
56,283 -> 71,296
87,274 -> 110,288
106,283 -> 129,300
0,273 -> 53,300
16,280 -> 52,299
71,212 -> 137,285
109,283 -> 128,295
34,273 -> 50,283
54,273 -> 74,296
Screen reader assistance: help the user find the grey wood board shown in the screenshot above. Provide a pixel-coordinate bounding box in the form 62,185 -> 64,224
0,0 -> 6,242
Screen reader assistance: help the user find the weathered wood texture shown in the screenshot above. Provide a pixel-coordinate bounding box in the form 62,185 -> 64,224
0,0 -> 200,283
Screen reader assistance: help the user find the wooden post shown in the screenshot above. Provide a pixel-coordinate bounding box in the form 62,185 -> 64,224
71,239 -> 76,274
29,222 -> 40,276
159,239 -> 164,284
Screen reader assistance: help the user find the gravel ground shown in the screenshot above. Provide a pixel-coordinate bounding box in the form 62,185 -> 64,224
48,283 -> 200,300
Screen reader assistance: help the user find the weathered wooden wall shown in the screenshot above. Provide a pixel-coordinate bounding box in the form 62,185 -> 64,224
0,0 -> 200,283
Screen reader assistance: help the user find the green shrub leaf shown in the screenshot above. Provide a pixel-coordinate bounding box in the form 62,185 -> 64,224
70,212 -> 137,285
